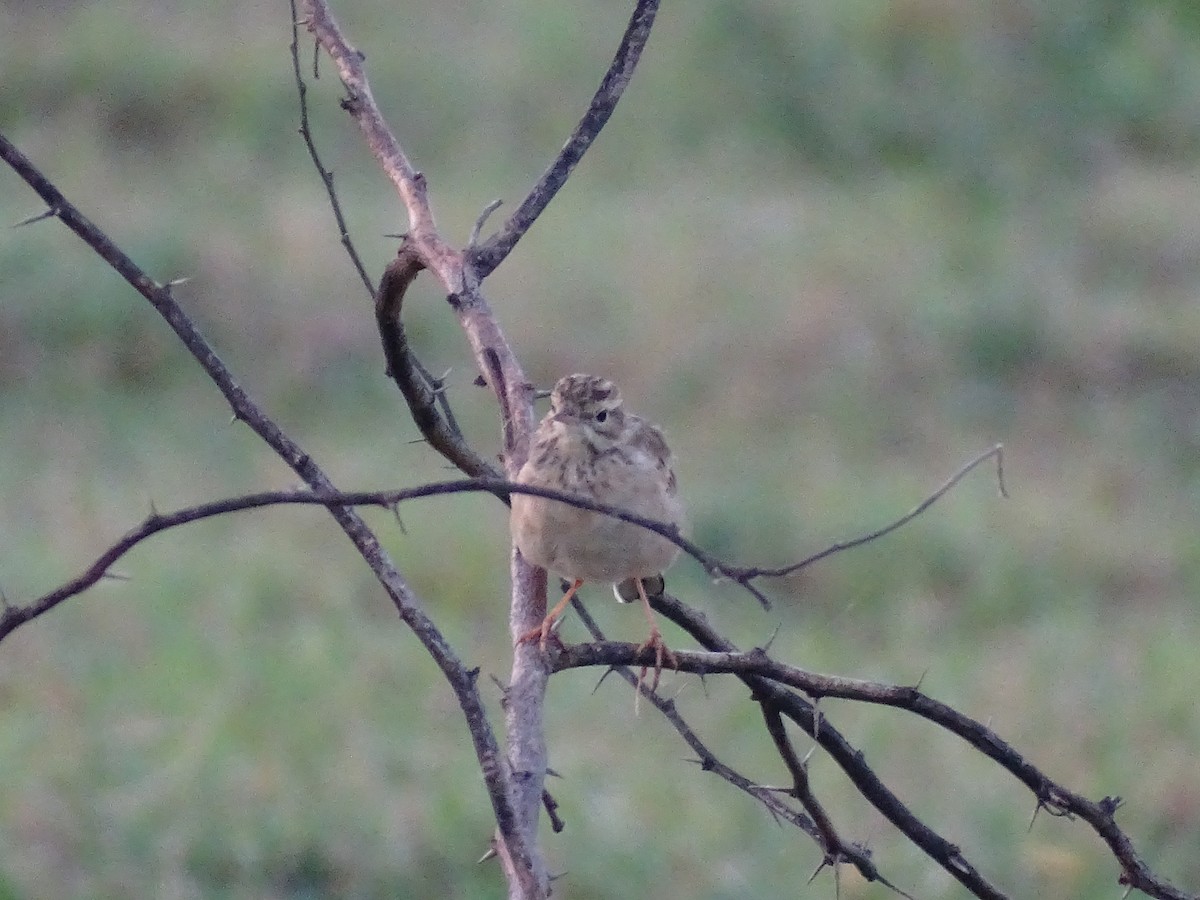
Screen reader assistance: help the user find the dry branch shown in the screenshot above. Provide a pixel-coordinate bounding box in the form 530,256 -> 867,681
3,0 -> 1196,895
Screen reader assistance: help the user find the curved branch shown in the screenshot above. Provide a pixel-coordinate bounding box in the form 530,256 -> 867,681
375,245 -> 504,482
741,444 -> 1006,579
468,0 -> 661,276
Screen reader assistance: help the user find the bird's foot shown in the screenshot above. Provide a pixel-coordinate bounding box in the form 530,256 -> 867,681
516,615 -> 565,653
636,626 -> 678,694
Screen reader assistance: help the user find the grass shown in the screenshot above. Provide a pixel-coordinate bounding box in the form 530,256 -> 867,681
2,0 -> 1200,897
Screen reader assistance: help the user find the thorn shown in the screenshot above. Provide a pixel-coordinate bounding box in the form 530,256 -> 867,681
807,858 -> 829,885
591,666 -> 619,694
545,766 -> 562,779
12,206 -> 59,227
100,570 -> 130,582
801,744 -> 816,766
812,696 -> 823,739
1120,884 -> 1133,900
532,388 -> 552,401
383,232 -> 406,239
391,503 -> 407,534
165,276 -> 191,288
762,621 -> 782,653
913,668 -> 929,692
429,367 -> 452,393
0,585 -> 11,611
476,846 -> 497,865
1028,801 -> 1041,832
468,198 -> 503,247
670,677 -> 690,702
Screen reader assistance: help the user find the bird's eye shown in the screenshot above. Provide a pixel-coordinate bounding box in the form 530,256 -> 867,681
595,410 -> 608,423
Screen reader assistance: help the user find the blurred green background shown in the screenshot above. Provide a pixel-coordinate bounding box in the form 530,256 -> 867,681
2,0 -> 1199,897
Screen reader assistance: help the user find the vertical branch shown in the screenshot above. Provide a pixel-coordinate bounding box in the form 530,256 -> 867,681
304,0 -> 663,892
302,4 -> 549,895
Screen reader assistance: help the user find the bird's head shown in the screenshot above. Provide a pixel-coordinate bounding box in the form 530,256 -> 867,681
546,373 -> 627,448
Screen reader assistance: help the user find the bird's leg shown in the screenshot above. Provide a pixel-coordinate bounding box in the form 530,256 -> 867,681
635,577 -> 678,693
517,578 -> 584,651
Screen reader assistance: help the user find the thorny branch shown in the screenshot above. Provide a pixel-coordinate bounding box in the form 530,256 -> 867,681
0,455 -> 1005,641
288,0 -> 471,459
0,129 -> 538,900
3,0 -> 1195,894
568,597 -> 915,897
2,457 -> 1191,896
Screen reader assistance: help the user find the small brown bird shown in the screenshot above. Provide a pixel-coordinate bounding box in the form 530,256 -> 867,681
511,374 -> 685,680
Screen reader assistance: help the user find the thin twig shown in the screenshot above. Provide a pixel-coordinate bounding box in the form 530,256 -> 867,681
739,444 -> 1006,579
289,0 -> 375,296
760,704 -> 916,900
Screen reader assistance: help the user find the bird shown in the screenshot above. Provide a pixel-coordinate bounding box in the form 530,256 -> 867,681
510,373 -> 685,686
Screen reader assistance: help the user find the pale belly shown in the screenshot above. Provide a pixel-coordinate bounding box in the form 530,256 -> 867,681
510,469 -> 684,583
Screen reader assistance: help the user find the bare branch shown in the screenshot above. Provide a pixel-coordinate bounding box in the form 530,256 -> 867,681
288,0 -> 375,296
289,2 -> 473,455
566,602 -> 822,837
469,0 -> 662,276
741,443 -> 1007,579
640,593 -> 1008,899
1,449 -> 1016,644
554,622 -> 1196,900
